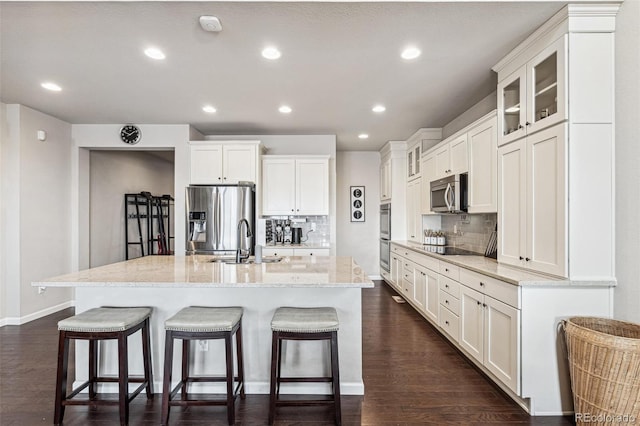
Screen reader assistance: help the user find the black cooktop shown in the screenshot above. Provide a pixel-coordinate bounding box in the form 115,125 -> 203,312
423,245 -> 482,256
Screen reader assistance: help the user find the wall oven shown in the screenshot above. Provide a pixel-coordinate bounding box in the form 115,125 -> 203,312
430,174 -> 468,213
380,203 -> 391,272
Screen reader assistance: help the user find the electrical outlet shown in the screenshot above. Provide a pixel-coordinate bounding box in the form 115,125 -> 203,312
311,222 -> 317,232
198,340 -> 209,351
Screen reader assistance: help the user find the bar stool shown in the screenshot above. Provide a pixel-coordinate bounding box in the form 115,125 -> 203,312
54,307 -> 154,426
269,307 -> 341,426
161,306 -> 245,425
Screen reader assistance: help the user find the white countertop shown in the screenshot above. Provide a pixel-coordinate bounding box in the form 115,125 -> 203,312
392,241 -> 615,287
33,255 -> 374,288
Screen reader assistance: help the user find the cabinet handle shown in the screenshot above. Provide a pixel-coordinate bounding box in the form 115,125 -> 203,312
445,284 -> 449,289
477,301 -> 481,306
479,282 -> 485,287
526,257 -> 531,262
483,303 -> 487,308
445,268 -> 449,272
519,256 -> 524,260
310,253 -> 313,256
218,177 -> 222,180
445,320 -> 449,325
291,209 -> 294,212
445,300 -> 449,305
297,209 -> 299,212
223,177 -> 227,180
526,121 -> 531,126
518,124 -> 523,130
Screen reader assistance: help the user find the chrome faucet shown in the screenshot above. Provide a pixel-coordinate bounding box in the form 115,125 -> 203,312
235,219 -> 253,263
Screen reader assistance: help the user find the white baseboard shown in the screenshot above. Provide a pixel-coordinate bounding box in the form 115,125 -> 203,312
2,300 -> 75,326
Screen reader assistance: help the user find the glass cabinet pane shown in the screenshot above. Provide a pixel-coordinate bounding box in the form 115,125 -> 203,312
503,78 -> 521,136
408,150 -> 413,177
415,146 -> 420,174
533,52 -> 558,123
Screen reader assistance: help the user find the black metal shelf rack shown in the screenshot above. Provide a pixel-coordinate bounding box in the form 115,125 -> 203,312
124,192 -> 174,260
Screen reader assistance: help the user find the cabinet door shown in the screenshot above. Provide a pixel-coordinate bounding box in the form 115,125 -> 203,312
424,268 -> 439,323
223,145 -> 256,183
262,248 -> 295,257
412,265 -> 428,312
390,254 -> 401,288
526,124 -> 567,277
449,135 -> 469,175
190,144 -> 223,184
296,159 -> 329,215
406,179 -> 422,242
497,67 -> 527,146
468,117 -> 497,213
380,159 -> 391,201
262,158 -> 296,215
484,296 -> 520,394
526,35 -> 567,136
459,286 -> 484,364
435,145 -> 450,178
498,140 -> 526,268
420,154 -> 436,214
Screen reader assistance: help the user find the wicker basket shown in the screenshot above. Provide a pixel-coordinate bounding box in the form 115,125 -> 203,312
564,317 -> 640,425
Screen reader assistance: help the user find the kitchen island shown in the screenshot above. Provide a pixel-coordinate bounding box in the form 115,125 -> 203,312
34,255 -> 374,395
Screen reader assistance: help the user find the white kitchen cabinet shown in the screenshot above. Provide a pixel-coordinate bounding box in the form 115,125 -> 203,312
498,36 -> 567,146
262,156 -> 329,216
380,157 -> 391,202
262,248 -> 295,257
433,134 -> 468,180
412,264 -> 428,312
459,284 -> 520,394
407,141 -> 421,181
406,178 -> 422,242
420,153 -> 436,214
390,252 -> 402,291
468,114 -> 498,213
423,267 -> 439,323
293,248 -> 330,256
498,123 -> 566,277
189,141 -> 259,184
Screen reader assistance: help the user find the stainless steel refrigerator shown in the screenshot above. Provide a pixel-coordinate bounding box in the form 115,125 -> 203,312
185,184 -> 255,255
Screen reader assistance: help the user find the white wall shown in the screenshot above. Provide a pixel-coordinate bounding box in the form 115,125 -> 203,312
89,151 -> 174,268
1,104 -> 73,324
336,151 -> 381,276
0,102 -> 6,324
614,0 -> 640,322
71,124 -> 191,272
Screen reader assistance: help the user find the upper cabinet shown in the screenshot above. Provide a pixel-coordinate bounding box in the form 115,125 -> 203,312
434,134 -> 468,180
262,156 -> 329,216
380,155 -> 391,202
497,36 -> 567,146
468,113 -> 498,213
420,153 -> 436,214
189,141 -> 259,184
407,142 -> 421,181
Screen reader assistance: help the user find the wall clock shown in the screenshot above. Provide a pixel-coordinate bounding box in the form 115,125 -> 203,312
120,124 -> 141,145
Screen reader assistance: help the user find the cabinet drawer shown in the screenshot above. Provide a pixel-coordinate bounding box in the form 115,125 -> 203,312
439,289 -> 460,315
262,248 -> 295,257
403,277 -> 414,298
391,245 -> 403,255
294,248 -> 330,256
411,252 -> 439,272
402,269 -> 413,283
439,306 -> 460,343
459,268 -> 520,309
439,261 -> 460,281
439,276 -> 461,298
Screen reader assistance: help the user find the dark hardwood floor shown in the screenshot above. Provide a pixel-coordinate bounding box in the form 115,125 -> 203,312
0,281 -> 575,425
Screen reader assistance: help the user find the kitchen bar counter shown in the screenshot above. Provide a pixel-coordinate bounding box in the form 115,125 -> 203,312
34,255 -> 373,288
392,240 -> 616,287
35,256 -> 373,396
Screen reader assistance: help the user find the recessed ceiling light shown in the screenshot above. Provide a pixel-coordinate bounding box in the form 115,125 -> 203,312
41,82 -> 62,92
401,46 -> 421,60
202,105 -> 217,113
262,47 -> 282,60
144,47 -> 166,60
358,134 -> 369,139
279,105 -> 292,114
372,105 -> 386,113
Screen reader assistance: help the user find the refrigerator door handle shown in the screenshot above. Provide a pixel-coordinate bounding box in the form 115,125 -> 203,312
214,189 -> 222,247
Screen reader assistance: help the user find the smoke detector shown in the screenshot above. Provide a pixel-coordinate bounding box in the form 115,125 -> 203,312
199,16 -> 222,32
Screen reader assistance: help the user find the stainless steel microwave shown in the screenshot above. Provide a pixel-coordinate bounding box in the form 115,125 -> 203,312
430,174 -> 468,213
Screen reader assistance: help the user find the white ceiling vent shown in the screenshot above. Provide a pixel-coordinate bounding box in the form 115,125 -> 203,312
199,16 -> 222,32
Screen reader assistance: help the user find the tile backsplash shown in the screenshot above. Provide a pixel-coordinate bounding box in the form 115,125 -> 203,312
260,215 -> 330,246
426,213 -> 497,254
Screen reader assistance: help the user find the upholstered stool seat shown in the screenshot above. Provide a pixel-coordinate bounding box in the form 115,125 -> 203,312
269,307 -> 341,425
54,307 -> 154,426
161,306 -> 245,426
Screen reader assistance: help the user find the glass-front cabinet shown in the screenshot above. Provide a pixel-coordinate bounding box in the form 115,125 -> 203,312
498,35 -> 566,146
407,142 -> 421,181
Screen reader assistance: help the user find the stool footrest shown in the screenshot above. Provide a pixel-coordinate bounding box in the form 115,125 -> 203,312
95,376 -> 147,383
278,377 -> 333,383
275,399 -> 336,407
169,379 -> 244,400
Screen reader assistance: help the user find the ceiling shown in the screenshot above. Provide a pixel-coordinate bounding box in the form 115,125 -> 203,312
0,1 -> 567,151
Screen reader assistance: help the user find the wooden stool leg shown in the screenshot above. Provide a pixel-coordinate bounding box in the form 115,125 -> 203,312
181,338 -> 190,399
235,321 -> 246,399
89,339 -> 98,401
161,330 -> 174,426
276,338 -> 284,397
330,331 -> 342,426
141,318 -> 154,398
118,332 -> 129,426
225,334 -> 235,425
268,331 -> 279,425
53,331 -> 69,426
